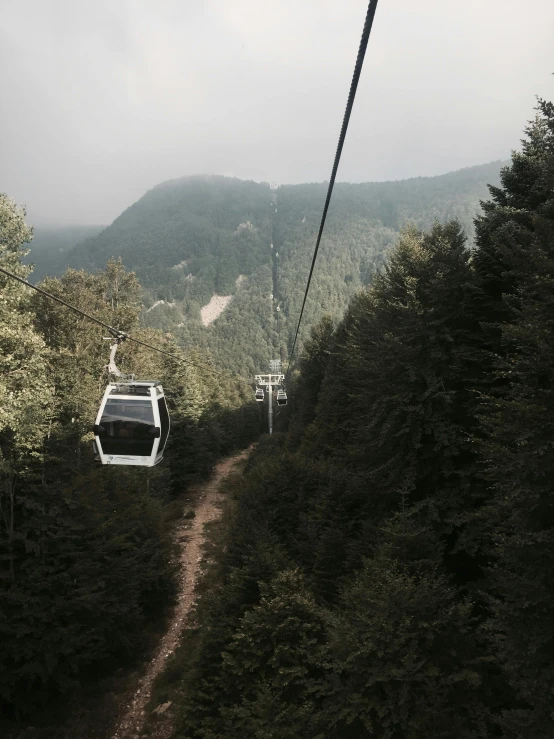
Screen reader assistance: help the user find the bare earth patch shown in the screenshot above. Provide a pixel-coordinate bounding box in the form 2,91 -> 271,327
200,294 -> 232,326
111,448 -> 251,739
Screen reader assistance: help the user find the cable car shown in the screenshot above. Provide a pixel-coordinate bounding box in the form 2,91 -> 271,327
255,387 -> 264,402
93,334 -> 170,466
93,381 -> 170,466
276,389 -> 287,406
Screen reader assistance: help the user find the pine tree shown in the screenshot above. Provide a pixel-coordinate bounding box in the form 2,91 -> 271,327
287,315 -> 335,444
324,554 -> 488,738
473,100 -> 554,332
475,98 -> 554,737
218,570 -> 327,738
312,222 -> 485,556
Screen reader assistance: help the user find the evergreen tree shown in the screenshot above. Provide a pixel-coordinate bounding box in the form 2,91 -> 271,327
219,570 -> 327,739
312,222 -> 485,565
475,98 -> 554,737
287,315 -> 335,444
473,100 -> 554,330
325,556 -> 487,738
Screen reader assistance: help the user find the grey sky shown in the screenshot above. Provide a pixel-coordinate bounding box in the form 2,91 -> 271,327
1,0 -> 553,225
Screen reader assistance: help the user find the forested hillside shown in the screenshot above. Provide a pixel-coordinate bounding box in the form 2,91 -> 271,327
38,163 -> 504,376
151,100 -> 554,738
0,196 -> 260,731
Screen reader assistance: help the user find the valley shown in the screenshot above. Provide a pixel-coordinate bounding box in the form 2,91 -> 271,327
26,162 -> 504,376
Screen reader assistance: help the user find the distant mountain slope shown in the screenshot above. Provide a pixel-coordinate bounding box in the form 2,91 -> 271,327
40,163 -> 504,375
25,225 -> 105,283
64,175 -> 273,306
273,161 -> 505,357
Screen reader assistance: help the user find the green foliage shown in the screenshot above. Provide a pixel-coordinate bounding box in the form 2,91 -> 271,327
312,221 -> 486,543
0,233 -> 178,716
324,558 -> 487,738
286,315 -> 335,443
0,474 -> 175,710
218,570 -> 328,738
65,175 -> 273,309
470,98 -> 554,737
0,195 -> 51,457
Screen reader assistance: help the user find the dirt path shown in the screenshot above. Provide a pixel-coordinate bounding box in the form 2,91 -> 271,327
111,448 -> 251,739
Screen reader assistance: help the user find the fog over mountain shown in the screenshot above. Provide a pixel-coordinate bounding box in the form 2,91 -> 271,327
1,0 -> 553,225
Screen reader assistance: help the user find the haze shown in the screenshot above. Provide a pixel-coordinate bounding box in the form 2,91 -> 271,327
1,0 -> 553,226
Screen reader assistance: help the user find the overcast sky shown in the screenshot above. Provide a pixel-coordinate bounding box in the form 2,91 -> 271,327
1,0 -> 553,226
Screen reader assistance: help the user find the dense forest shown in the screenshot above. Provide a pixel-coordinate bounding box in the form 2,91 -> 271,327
145,99 -> 554,738
0,199 -> 260,729
31,163 -> 504,377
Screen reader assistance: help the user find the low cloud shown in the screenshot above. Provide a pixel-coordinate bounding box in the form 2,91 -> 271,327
1,0 -> 552,225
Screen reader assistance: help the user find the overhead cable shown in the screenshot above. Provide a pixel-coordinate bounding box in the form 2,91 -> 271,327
285,0 -> 379,383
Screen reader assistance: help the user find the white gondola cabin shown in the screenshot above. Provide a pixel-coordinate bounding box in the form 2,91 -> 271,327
276,389 -> 287,406
255,387 -> 264,402
93,381 -> 170,466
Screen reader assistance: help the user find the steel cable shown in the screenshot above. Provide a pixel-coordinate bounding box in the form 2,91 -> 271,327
285,0 -> 379,384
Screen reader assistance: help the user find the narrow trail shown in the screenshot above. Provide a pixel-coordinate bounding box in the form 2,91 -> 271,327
111,447 -> 252,739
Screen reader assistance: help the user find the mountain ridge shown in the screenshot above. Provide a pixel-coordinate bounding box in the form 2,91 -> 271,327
27,160 -> 505,375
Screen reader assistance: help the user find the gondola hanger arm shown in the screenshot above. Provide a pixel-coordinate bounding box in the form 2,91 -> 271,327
104,332 -> 132,380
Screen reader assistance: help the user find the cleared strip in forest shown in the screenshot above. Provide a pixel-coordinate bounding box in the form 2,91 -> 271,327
111,447 -> 253,739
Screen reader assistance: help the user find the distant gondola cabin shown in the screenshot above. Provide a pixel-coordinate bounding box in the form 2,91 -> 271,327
276,389 -> 287,406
